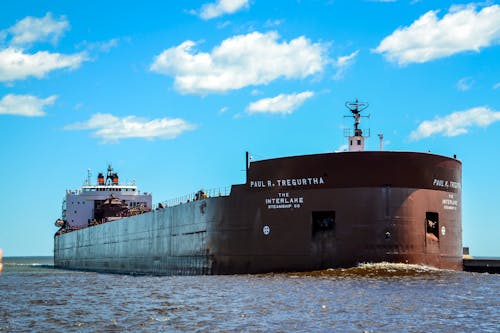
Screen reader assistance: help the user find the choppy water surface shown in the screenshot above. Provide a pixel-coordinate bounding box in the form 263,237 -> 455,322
0,258 -> 498,332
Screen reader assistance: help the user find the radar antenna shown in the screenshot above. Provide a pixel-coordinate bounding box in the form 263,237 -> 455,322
343,98 -> 370,152
345,99 -> 369,137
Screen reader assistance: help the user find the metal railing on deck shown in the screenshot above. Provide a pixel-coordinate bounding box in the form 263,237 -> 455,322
156,186 -> 231,208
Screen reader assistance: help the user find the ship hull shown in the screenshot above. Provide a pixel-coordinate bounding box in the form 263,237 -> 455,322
54,151 -> 462,274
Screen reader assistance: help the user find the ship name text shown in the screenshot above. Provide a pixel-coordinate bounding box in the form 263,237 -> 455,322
433,178 -> 461,189
266,192 -> 304,209
250,176 -> 325,188
443,193 -> 459,211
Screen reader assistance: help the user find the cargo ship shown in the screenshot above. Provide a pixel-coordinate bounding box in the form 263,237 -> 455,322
54,100 -> 463,274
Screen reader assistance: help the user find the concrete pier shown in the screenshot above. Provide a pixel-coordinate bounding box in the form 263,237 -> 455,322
463,258 -> 500,274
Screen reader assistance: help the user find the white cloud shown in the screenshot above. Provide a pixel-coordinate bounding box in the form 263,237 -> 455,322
0,94 -> 57,117
4,12 -> 69,46
409,106 -> 500,140
456,77 -> 473,91
0,47 -> 87,82
333,50 -> 359,80
0,13 -> 88,82
216,21 -> 231,29
374,4 -> 500,65
264,19 -> 285,28
196,0 -> 249,20
64,113 -> 196,143
150,31 -> 326,94
219,106 -> 229,114
78,38 -> 119,53
247,91 -> 314,115
335,144 -> 348,152
336,51 -> 359,67
493,82 -> 500,89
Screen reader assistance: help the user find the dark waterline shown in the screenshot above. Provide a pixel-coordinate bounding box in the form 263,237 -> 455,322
0,258 -> 499,332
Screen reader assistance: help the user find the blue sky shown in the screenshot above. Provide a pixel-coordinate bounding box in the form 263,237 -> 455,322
0,0 -> 499,257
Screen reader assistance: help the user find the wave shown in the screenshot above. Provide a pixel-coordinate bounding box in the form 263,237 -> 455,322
267,262 -> 449,278
356,261 -> 441,272
3,263 -> 53,267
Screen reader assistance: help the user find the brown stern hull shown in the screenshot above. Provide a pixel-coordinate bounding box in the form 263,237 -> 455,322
209,151 -> 462,273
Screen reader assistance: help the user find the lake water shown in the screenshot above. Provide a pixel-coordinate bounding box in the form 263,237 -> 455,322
0,257 -> 498,332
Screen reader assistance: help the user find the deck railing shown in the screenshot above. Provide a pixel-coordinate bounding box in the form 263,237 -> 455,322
157,186 -> 232,208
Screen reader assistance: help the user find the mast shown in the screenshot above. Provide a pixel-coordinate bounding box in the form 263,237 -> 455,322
105,164 -> 119,185
245,151 -> 249,184
378,133 -> 384,151
344,99 -> 370,152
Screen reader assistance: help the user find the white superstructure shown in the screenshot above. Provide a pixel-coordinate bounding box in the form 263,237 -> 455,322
62,165 -> 152,228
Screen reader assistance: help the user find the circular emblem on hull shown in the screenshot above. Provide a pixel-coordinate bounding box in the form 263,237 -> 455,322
263,225 -> 270,235
441,226 -> 446,236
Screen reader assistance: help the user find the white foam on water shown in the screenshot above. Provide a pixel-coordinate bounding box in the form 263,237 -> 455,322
356,262 -> 442,272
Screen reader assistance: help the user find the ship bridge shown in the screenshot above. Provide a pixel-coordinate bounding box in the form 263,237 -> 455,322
81,184 -> 138,193
61,165 -> 152,229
